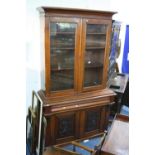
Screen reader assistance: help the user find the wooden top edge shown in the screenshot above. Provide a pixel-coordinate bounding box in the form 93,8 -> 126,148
38,88 -> 116,105
37,6 -> 117,15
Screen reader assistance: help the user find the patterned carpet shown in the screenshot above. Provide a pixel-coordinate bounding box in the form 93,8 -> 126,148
120,105 -> 129,116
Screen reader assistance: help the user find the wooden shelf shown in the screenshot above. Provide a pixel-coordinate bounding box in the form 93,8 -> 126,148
51,65 -> 102,71
51,67 -> 74,71
87,33 -> 106,35
51,47 -> 75,50
86,47 -> 105,50
85,63 -> 103,69
51,32 -> 75,35
51,47 -> 104,50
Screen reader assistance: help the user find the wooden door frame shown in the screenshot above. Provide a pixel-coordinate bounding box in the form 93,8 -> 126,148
44,16 -> 81,96
80,18 -> 112,93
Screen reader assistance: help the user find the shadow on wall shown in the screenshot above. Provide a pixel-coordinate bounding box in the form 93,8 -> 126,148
26,67 -> 41,113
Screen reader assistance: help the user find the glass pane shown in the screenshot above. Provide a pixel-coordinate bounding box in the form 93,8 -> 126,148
51,23 -> 76,33
50,22 -> 76,91
51,35 -> 75,48
86,35 -> 106,48
84,24 -> 107,87
87,24 -> 107,33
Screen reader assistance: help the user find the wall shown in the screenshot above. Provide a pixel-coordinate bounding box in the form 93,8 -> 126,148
26,0 -> 128,110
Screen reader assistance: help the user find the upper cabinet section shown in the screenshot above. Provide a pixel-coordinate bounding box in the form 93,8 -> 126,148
38,7 -> 116,96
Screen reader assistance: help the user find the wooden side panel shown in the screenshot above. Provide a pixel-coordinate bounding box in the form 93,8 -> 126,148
45,117 -> 52,146
44,16 -> 51,96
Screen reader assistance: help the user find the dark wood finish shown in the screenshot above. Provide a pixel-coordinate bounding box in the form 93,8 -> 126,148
38,89 -> 115,116
101,114 -> 129,155
38,7 -> 116,19
39,89 -> 115,146
39,7 -> 116,96
38,7 -> 116,147
44,16 -> 51,96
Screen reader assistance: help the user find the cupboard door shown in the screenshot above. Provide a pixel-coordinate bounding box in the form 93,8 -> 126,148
46,17 -> 80,93
79,107 -> 107,138
81,19 -> 111,91
54,111 -> 79,144
85,109 -> 101,132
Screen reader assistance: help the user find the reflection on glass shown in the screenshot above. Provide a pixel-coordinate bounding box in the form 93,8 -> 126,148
87,24 -> 107,33
51,34 -> 75,48
51,23 -> 76,33
84,24 -> 107,87
50,22 -> 76,91
51,50 -> 74,69
86,35 -> 106,48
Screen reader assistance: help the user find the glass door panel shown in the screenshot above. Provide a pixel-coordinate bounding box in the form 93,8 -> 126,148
84,24 -> 108,87
50,22 -> 77,91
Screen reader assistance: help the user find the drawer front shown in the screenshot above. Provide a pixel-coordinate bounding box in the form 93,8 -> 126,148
43,96 -> 111,116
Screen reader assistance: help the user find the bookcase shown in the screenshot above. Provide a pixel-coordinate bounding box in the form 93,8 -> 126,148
38,7 -> 116,146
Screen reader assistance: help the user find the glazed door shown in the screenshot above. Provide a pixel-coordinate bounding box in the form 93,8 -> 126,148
80,19 -> 111,91
45,17 -> 81,95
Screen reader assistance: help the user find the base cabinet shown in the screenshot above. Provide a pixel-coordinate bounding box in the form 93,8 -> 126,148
38,89 -> 115,146
45,105 -> 110,146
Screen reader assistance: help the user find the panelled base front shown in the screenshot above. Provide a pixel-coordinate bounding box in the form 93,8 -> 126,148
38,89 -> 116,146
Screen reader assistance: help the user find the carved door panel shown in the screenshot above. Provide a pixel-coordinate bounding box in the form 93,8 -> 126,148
45,106 -> 110,146
79,106 -> 107,137
85,110 -> 100,132
54,112 -> 80,144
